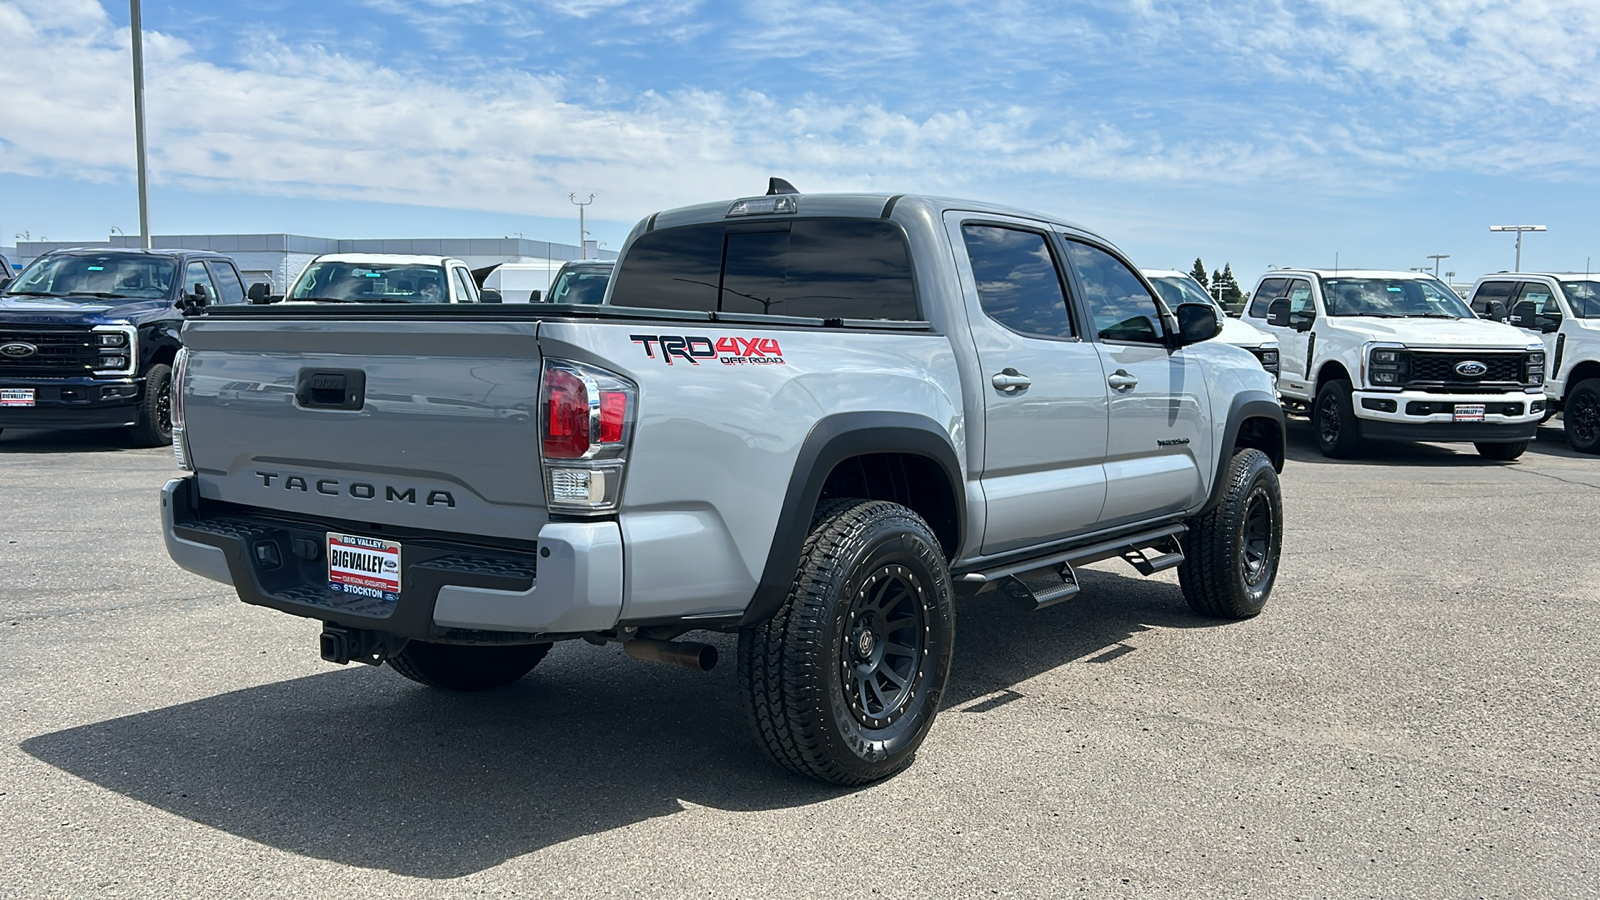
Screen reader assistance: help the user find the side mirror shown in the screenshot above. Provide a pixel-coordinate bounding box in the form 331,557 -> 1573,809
1288,310 -> 1316,332
1173,302 -> 1222,347
187,282 -> 211,306
1539,313 -> 1563,334
0,276 -> 11,291
1508,300 -> 1537,329
1484,300 -> 1509,322
529,289 -> 543,303
1266,298 -> 1291,328
246,282 -> 272,304
479,288 -> 503,304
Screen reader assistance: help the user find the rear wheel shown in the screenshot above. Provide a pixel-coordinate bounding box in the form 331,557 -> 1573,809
738,499 -> 955,786
129,363 -> 172,448
1179,449 -> 1283,619
1565,379 -> 1600,454
1474,440 -> 1529,460
1314,379 -> 1364,459
388,641 -> 551,692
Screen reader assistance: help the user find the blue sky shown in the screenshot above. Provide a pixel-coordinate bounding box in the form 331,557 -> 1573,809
2,0 -> 1599,284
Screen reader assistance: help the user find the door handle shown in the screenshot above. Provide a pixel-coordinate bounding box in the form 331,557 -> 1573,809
1107,369 -> 1139,391
991,369 -> 1032,393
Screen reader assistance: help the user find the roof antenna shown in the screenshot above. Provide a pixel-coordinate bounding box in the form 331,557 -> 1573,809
1334,252 -> 1339,277
766,177 -> 799,196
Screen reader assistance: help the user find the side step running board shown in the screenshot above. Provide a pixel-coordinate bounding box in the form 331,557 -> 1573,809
958,524 -> 1187,608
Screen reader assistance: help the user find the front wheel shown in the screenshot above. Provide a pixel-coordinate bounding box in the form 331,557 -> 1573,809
388,640 -> 551,691
738,499 -> 955,786
1565,379 -> 1600,454
1474,440 -> 1529,461
129,363 -> 173,448
1314,380 -> 1364,459
1179,449 -> 1283,619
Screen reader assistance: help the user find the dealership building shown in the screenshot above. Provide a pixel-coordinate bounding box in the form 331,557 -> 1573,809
7,233 -> 616,294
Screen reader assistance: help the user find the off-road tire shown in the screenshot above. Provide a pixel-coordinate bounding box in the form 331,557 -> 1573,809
129,363 -> 173,448
1565,378 -> 1600,454
1474,440 -> 1529,461
388,641 -> 552,692
1179,449 -> 1283,619
1314,379 -> 1364,459
738,499 -> 955,786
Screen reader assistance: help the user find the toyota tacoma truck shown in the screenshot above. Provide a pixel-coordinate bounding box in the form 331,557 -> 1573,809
162,186 -> 1286,785
1467,272 -> 1600,454
0,247 -> 246,445
1242,268 -> 1546,460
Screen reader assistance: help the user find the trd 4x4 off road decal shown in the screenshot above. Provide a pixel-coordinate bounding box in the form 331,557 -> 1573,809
630,334 -> 786,366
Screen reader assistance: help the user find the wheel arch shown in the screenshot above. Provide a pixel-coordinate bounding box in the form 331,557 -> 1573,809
1199,391 -> 1285,516
741,412 -> 965,626
1314,360 -> 1352,391
1563,359 -> 1600,400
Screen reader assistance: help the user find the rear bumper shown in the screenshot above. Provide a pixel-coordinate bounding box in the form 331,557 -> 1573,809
161,477 -> 623,641
0,377 -> 144,429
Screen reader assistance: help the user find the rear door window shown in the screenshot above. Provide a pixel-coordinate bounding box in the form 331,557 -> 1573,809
205,260 -> 245,304
610,219 -> 919,320
960,224 -> 1076,339
1248,278 -> 1290,318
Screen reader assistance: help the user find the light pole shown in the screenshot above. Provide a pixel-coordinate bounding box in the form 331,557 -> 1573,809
129,0 -> 152,249
569,193 -> 594,260
1488,225 -> 1546,272
1427,253 -> 1449,277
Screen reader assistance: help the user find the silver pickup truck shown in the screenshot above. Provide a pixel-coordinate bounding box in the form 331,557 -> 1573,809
162,186 -> 1286,785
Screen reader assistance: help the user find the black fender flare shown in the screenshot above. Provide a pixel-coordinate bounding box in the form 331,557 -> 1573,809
1200,390 -> 1286,515
741,411 -> 965,626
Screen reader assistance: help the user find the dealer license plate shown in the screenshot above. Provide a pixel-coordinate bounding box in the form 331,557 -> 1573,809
0,388 -> 35,408
1453,404 -> 1486,423
327,532 -> 402,602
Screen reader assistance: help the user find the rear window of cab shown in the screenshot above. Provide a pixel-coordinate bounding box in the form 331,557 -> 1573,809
608,218 -> 920,321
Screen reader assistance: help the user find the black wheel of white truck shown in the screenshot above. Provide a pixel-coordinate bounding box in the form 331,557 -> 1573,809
1314,380 -> 1364,459
738,499 -> 955,786
128,363 -> 172,448
388,641 -> 552,692
1474,440 -> 1529,461
1179,449 -> 1282,619
1566,379 -> 1600,454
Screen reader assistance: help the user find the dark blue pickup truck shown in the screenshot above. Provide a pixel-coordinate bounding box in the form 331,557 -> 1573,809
0,247 -> 245,445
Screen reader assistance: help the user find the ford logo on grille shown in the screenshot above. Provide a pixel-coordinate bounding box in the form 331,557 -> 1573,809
0,342 -> 38,359
1455,360 -> 1488,377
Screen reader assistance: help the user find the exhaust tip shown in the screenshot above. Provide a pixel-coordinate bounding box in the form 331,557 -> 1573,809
624,638 -> 718,672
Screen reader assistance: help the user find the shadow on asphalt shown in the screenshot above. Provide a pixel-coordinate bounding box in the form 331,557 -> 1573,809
0,427 -> 141,453
20,566 -> 1216,877
1282,416 -> 1577,466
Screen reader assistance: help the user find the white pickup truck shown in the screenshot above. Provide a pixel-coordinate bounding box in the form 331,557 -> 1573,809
1467,273 -> 1600,454
1242,269 -> 1546,459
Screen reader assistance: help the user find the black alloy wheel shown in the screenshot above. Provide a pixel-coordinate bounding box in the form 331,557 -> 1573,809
1567,379 -> 1600,454
840,564 -> 928,730
1314,380 -> 1364,459
1240,485 -> 1275,589
129,363 -> 173,448
1178,448 -> 1283,619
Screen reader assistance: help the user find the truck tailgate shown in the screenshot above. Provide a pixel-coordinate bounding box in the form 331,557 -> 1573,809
180,317 -> 546,541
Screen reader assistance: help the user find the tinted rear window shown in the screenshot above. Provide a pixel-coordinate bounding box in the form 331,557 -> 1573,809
610,219 -> 919,320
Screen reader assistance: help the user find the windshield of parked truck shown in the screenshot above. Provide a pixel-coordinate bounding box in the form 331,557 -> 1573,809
547,265 -> 612,304
288,261 -> 450,303
1149,275 -> 1221,311
1320,277 -> 1473,318
2,254 -> 177,301
1559,280 -> 1600,318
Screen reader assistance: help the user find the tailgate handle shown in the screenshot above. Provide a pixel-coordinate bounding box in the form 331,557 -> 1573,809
296,369 -> 366,411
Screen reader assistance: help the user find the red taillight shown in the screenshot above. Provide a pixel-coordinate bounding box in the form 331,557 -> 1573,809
544,366 -> 590,459
599,391 -> 626,443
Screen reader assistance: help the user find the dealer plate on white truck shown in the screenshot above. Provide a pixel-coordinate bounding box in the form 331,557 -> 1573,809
0,389 -> 35,407
327,532 -> 402,602
1454,404 -> 1486,422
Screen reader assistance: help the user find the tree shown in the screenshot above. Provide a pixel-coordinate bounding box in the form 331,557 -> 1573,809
1216,263 -> 1245,312
1189,258 -> 1209,289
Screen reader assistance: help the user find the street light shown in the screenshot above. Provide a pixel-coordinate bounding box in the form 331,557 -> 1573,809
1426,253 -> 1449,277
1488,225 -> 1546,272
569,193 -> 595,260
129,0 -> 151,249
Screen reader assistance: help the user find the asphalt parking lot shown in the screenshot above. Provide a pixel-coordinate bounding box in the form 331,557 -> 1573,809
1,422 -> 1596,899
